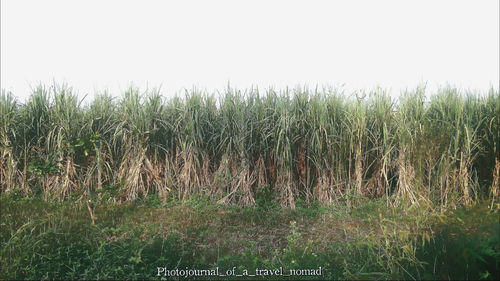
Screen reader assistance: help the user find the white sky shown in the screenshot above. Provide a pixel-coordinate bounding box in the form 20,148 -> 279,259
1,0 -> 499,102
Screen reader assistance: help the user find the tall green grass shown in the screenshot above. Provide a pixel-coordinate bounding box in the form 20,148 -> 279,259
1,85 -> 498,208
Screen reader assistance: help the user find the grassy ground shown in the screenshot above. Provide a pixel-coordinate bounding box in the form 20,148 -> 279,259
1,192 -> 498,280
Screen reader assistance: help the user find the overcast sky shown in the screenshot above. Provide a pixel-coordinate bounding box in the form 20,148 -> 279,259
1,0 -> 499,102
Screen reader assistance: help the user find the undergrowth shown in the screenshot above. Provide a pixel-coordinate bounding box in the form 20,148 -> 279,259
1,193 -> 498,280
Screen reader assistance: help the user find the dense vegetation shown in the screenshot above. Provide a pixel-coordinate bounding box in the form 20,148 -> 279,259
0,85 -> 499,280
1,85 -> 498,208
